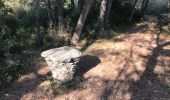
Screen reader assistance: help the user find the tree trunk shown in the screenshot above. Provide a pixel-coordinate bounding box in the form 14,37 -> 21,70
129,0 -> 138,23
168,0 -> 170,12
57,0 -> 64,29
0,1 -> 4,8
71,0 -> 75,9
35,0 -> 41,46
46,0 -> 54,27
104,0 -> 114,26
98,0 -> 108,32
79,0 -> 85,12
71,0 -> 94,45
74,0 -> 80,13
141,0 -> 149,17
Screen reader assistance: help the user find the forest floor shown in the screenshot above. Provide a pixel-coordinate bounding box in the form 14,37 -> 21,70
1,22 -> 170,100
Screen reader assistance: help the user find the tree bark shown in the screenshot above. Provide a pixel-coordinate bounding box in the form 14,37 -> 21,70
57,0 -> 64,29
74,0 -> 80,13
129,0 -> 138,23
35,0 -> 41,46
71,0 -> 94,45
141,0 -> 149,17
104,0 -> 114,26
168,0 -> 170,12
98,0 -> 108,32
79,0 -> 85,12
71,0 -> 75,9
45,0 -> 54,27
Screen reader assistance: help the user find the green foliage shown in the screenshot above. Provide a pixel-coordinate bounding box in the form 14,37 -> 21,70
147,0 -> 168,15
52,76 -> 84,94
0,1 -> 35,89
0,0 -> 169,91
109,0 -> 134,25
42,27 -> 71,49
0,0 -> 76,90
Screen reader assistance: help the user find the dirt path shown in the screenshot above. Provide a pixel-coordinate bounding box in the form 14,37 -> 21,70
1,22 -> 170,100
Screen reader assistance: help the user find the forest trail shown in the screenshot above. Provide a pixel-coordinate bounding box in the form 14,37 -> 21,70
1,22 -> 170,100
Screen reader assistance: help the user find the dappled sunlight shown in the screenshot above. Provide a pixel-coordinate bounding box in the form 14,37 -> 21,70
20,93 -> 35,100
154,65 -> 168,74
1,0 -> 170,99
20,89 -> 53,100
7,22 -> 166,100
17,73 -> 37,83
57,88 -> 104,100
1,54 -> 54,100
83,31 -> 154,82
37,66 -> 50,76
37,64 -> 50,76
37,80 -> 51,90
55,22 -> 170,99
2,21 -> 170,100
161,36 -> 170,44
16,61 -> 49,83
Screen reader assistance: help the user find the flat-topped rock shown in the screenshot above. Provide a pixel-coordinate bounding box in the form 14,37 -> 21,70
41,46 -> 81,62
41,46 -> 81,84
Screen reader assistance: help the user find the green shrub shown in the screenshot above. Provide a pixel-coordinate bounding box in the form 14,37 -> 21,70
42,27 -> 71,49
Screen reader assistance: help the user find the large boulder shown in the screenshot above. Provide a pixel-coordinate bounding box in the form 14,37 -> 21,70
41,46 -> 81,84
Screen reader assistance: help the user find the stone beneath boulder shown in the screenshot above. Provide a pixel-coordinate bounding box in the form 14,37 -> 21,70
51,63 -> 76,83
41,46 -> 81,84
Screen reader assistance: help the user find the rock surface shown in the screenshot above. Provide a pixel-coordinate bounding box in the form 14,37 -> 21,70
41,46 -> 81,84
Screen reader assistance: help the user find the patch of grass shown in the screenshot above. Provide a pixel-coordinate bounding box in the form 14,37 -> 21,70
52,75 -> 85,94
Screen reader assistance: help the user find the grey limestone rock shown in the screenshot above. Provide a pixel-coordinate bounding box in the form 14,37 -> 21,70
41,46 -> 81,84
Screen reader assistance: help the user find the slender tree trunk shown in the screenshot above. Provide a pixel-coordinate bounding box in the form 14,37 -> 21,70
79,0 -> 85,12
46,0 -> 54,27
71,0 -> 94,45
129,0 -> 138,23
98,0 -> 108,32
141,0 -> 145,9
0,1 -> 4,8
71,0 -> 84,12
71,0 -> 75,9
168,0 -> 170,12
35,0 -> 41,46
104,0 -> 114,26
74,0 -> 80,13
141,0 -> 149,17
57,0 -> 64,29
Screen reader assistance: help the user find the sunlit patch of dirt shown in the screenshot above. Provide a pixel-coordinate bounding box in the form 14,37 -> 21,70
17,73 -> 37,82
0,56 -> 53,100
1,22 -> 170,100
82,33 -> 154,82
37,65 -> 50,76
55,22 -> 170,100
20,89 -> 54,100
37,80 -> 52,91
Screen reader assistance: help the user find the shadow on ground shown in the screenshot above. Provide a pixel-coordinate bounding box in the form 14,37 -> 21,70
129,33 -> 170,100
1,22 -> 170,100
131,54 -> 170,99
56,22 -> 170,100
77,55 -> 101,75
0,51 -> 54,100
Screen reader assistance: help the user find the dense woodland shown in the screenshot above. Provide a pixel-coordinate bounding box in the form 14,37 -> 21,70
0,0 -> 170,99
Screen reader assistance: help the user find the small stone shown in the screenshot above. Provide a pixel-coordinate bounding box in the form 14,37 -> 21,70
5,93 -> 9,96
